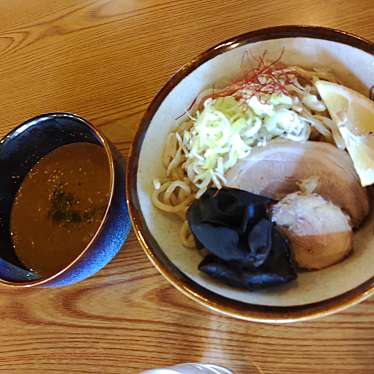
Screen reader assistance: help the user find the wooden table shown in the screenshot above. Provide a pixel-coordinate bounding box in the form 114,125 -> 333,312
0,1 -> 373,373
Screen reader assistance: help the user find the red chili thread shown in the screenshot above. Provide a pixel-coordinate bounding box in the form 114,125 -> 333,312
178,48 -> 306,119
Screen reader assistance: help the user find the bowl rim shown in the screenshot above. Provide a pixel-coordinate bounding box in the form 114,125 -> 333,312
127,25 -> 374,323
0,112 -> 116,287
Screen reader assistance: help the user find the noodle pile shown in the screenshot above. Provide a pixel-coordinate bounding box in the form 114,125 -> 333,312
152,56 -> 342,248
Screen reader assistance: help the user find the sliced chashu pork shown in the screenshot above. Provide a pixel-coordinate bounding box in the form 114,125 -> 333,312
225,140 -> 369,228
271,192 -> 353,269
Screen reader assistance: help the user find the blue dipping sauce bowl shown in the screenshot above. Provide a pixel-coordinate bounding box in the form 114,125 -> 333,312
0,113 -> 131,287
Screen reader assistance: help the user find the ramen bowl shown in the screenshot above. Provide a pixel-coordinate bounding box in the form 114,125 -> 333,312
127,26 -> 374,323
0,113 -> 131,287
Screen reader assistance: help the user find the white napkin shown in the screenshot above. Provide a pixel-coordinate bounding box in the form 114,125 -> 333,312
140,363 -> 233,374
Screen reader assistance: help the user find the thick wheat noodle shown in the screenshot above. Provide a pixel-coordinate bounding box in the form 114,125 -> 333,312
180,220 -> 196,248
315,115 -> 346,149
152,182 -> 192,213
162,134 -> 172,166
299,109 -> 331,137
164,180 -> 191,201
176,119 -> 194,133
153,177 -> 196,244
162,133 -> 177,167
170,195 -> 177,205
166,147 -> 183,176
177,187 -> 185,201
152,191 -> 191,213
176,209 -> 188,220
289,66 -> 338,83
171,166 -> 185,180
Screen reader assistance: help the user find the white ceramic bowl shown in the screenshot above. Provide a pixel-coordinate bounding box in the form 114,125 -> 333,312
127,26 -> 374,323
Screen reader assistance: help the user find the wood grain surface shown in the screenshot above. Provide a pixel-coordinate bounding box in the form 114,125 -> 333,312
0,1 -> 373,373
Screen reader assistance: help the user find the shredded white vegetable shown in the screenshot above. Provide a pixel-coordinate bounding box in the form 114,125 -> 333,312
181,93 -> 318,196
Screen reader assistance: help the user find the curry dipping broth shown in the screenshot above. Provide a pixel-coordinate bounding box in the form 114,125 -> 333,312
10,143 -> 110,277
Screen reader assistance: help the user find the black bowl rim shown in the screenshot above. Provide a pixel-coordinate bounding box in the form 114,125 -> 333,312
127,25 -> 374,323
0,112 -> 116,287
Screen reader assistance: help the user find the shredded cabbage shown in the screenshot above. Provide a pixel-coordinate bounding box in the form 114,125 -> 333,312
181,93 -> 313,195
